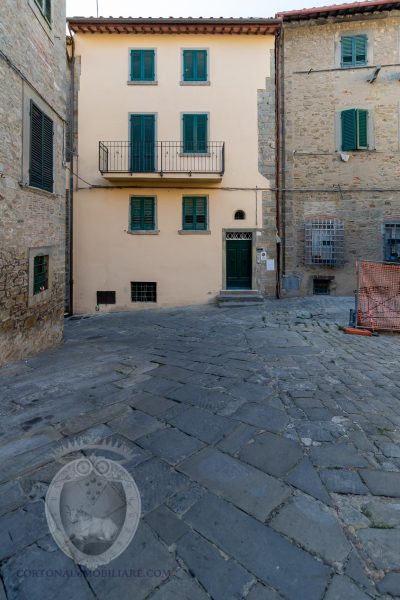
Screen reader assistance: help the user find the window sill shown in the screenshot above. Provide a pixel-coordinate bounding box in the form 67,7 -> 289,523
179,153 -> 211,157
178,230 -> 211,235
340,64 -> 368,69
127,230 -> 160,235
127,80 -> 158,85
22,184 -> 57,198
180,81 -> 210,86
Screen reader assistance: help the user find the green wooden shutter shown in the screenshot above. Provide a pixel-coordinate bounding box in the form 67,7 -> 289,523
29,101 -> 53,192
183,51 -> 194,81
143,197 -> 155,230
341,36 -> 354,67
183,197 -> 194,229
357,109 -> 368,148
196,50 -> 207,81
195,197 -> 207,230
183,114 -> 195,153
196,114 -> 208,153
130,198 -> 142,230
143,50 -> 155,80
131,51 -> 142,80
355,35 -> 367,65
44,0 -> 51,22
341,109 -> 357,151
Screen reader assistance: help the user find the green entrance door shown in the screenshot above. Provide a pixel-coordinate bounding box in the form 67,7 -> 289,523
130,114 -> 155,172
226,239 -> 252,289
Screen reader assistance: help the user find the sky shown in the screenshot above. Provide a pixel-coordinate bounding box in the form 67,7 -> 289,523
66,0 -> 343,19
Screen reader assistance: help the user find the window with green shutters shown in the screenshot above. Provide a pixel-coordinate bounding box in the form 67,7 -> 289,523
130,197 -> 156,231
130,50 -> 155,81
33,255 -> 49,294
341,35 -> 367,67
183,50 -> 208,82
34,0 -> 51,24
182,196 -> 207,231
341,109 -> 368,151
29,101 -> 54,193
182,114 -> 208,153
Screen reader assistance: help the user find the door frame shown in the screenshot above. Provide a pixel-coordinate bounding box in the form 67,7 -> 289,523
222,229 -> 258,291
128,112 -> 158,172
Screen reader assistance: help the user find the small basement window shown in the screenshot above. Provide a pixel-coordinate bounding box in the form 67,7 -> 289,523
384,223 -> 400,262
234,210 -> 246,220
97,291 -> 116,304
131,282 -> 157,303
313,278 -> 332,295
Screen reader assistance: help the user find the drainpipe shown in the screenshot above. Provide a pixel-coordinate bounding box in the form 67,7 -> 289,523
275,24 -> 285,297
67,24 -> 75,315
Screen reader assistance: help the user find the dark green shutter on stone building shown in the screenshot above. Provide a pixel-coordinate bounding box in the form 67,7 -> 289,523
29,101 -> 54,193
341,35 -> 367,67
182,196 -> 207,230
341,109 -> 368,151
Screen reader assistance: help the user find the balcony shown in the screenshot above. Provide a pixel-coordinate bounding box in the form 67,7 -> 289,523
99,141 -> 225,182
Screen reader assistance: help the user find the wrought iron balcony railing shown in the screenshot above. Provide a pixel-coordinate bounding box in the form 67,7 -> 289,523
99,141 -> 225,176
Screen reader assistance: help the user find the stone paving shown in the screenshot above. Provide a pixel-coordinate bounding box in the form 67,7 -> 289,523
1,297 -> 400,599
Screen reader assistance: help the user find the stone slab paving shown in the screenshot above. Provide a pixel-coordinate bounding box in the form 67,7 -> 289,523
2,297 -> 400,598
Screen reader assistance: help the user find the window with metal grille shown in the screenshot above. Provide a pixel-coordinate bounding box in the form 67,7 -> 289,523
33,255 -> 49,294
305,220 -> 345,267
341,35 -> 367,68
234,210 -> 246,220
313,278 -> 331,295
130,50 -> 155,81
131,282 -> 157,303
34,0 -> 51,24
97,291 -> 116,304
182,196 -> 207,231
29,101 -> 54,192
341,109 -> 368,151
182,50 -> 208,82
130,197 -> 155,231
384,223 -> 400,262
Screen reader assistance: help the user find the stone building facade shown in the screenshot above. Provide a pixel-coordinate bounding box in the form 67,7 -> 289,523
0,0 -> 67,366
67,18 -> 279,314
277,1 -> 400,297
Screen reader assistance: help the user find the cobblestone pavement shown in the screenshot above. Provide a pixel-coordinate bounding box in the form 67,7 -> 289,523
2,297 -> 400,599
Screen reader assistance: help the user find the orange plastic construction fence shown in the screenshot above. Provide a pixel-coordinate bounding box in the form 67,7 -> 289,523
357,259 -> 400,331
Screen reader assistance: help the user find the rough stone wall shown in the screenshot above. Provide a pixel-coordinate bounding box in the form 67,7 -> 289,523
258,48 -> 277,297
281,11 -> 400,296
0,0 -> 67,365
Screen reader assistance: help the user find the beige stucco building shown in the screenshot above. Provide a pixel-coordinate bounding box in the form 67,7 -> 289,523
67,17 -> 279,313
0,0 -> 67,366
277,0 -> 400,297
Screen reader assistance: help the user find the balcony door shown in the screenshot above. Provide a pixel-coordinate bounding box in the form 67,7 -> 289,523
130,114 -> 155,172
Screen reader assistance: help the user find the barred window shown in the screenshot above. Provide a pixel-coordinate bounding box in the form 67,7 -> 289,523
384,223 -> 400,262
33,255 -> 49,294
131,282 -> 157,303
305,219 -> 344,267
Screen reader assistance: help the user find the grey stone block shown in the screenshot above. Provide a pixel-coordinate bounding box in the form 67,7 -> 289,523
166,481 -> 206,516
286,457 -> 332,505
271,495 -> 351,565
60,402 -> 131,435
165,383 -> 230,412
131,457 -> 189,514
227,382 -> 274,403
148,572 -> 210,600
179,447 -> 290,521
345,551 -> 375,595
217,422 -> 259,455
170,406 -> 236,444
144,505 -> 189,545
360,469 -> 400,497
361,499 -> 400,527
239,432 -> 303,477
184,493 -> 330,600
108,410 -> 162,441
86,523 -> 177,600
137,427 -> 204,465
247,583 -> 283,600
357,528 -> 400,569
377,572 -> 400,596
325,576 -> 370,600
177,530 -> 254,600
310,445 -> 369,469
1,545 -> 95,600
0,480 -> 27,516
232,404 -> 289,433
320,470 -> 369,495
0,501 -> 48,561
129,392 -> 178,416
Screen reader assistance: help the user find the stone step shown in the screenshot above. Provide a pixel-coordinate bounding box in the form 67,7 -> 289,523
218,290 -> 264,307
218,301 -> 264,308
219,289 -> 261,297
